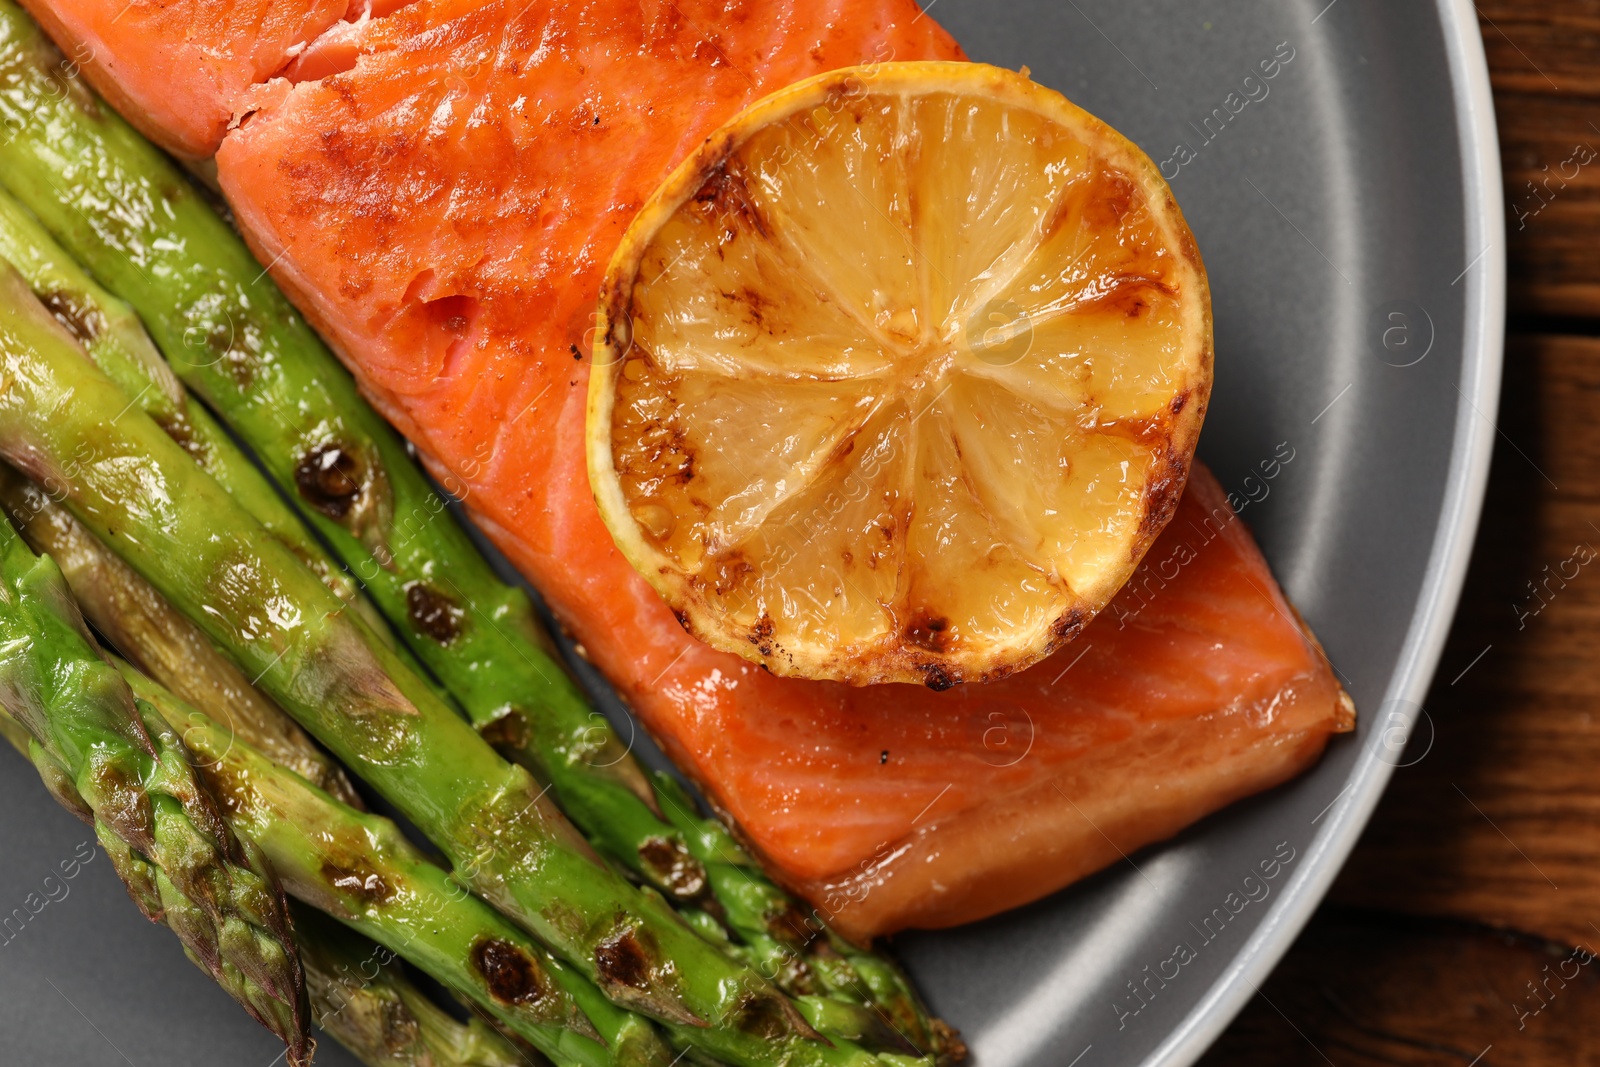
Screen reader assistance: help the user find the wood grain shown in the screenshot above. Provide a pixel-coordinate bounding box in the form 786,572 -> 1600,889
1213,8 -> 1600,1062
1201,911 -> 1600,1067
1481,2 -> 1600,316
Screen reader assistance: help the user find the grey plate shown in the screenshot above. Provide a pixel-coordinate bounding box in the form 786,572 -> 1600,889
0,0 -> 1502,1064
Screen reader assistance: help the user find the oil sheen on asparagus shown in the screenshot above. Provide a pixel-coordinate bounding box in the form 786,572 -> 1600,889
0,183 -> 449,693
123,663 -> 661,1067
0,186 -> 373,620
0,502 -> 310,1063
0,465 -> 363,805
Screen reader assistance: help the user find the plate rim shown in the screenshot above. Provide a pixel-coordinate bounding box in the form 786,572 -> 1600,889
1144,1 -> 1507,1062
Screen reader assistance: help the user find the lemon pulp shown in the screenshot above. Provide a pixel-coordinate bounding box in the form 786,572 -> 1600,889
588,62 -> 1212,688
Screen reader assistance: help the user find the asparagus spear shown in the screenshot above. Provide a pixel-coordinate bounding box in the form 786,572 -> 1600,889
0,710 -> 530,1067
0,185 -> 374,622
0,262 -> 917,1067
123,663 -> 649,1067
0,507 -> 310,1063
296,906 -> 543,1067
0,13 -> 945,1055
0,182 -> 448,697
651,774 -> 950,1058
0,464 -> 363,806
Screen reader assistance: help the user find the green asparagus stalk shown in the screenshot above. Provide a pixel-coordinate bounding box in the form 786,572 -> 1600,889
0,464 -> 364,806
0,696 -> 541,1067
0,182 -> 460,713
0,261 -> 917,1067
0,13 -> 946,1057
123,664 -> 649,1067
651,774 -> 950,1058
0,184 -> 378,624
0,508 -> 311,1063
295,906 -> 543,1067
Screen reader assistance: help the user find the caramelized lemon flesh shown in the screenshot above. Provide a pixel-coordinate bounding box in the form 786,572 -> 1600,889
588,62 -> 1212,688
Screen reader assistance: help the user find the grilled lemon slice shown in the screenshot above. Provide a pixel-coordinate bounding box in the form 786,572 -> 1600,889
588,61 -> 1212,688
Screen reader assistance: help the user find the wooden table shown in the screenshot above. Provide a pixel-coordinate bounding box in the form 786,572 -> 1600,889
1201,5 -> 1600,1064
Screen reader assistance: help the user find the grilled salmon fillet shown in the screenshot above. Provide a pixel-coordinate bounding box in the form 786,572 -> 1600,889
26,0 -> 1353,938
